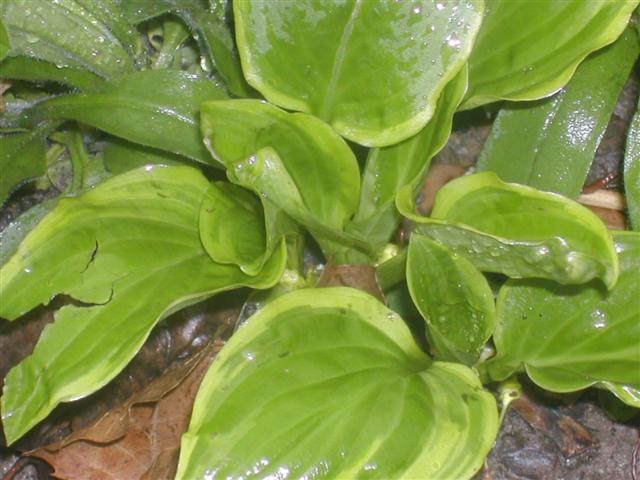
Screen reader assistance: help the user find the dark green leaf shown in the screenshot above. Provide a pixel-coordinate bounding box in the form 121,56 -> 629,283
407,234 -> 495,365
176,287 -> 498,479
0,56 -> 103,90
29,70 -> 227,164
1,0 -> 137,78
0,124 -> 54,206
463,0 -> 638,108
0,166 -> 286,444
487,232 -> 640,407
397,172 -> 619,288
477,28 -> 639,198
625,98 -> 640,230
234,0 -> 483,146
347,68 -> 467,251
102,136 -> 191,175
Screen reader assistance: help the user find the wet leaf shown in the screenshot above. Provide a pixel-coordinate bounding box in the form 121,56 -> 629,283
1,0 -> 136,78
0,166 -> 286,444
625,98 -> 640,230
30,341 -> 223,480
177,287 -> 498,480
407,234 -> 495,365
234,0 -> 483,146
396,172 -> 619,288
0,56 -> 103,90
477,27 -> 639,199
487,232 -> 640,407
200,99 -> 365,257
347,68 -> 467,251
28,70 -> 227,164
0,124 -> 53,206
463,0 -> 637,108
102,136 -> 191,175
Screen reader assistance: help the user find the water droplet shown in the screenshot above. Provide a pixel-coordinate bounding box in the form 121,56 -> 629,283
436,2 -> 445,11
25,34 -> 39,44
413,6 -> 421,14
591,309 -> 607,329
446,34 -> 462,48
243,351 -> 256,361
364,463 -> 377,472
24,267 -> 32,274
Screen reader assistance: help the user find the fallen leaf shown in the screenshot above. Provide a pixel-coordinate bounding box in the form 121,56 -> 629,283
29,339 -> 226,480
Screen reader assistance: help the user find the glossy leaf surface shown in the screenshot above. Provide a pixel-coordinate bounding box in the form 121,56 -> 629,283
0,56 -> 103,90
478,28 -> 639,199
0,125 -> 50,206
625,98 -> 640,230
200,182 -> 275,276
234,0 -> 483,146
102,136 -> 190,175
177,287 -> 498,480
463,0 -> 637,108
397,172 -> 618,288
407,234 -> 495,365
487,232 -> 640,406
348,69 -> 467,251
200,99 -> 364,256
29,70 -> 227,164
0,166 -> 285,444
1,0 -> 136,78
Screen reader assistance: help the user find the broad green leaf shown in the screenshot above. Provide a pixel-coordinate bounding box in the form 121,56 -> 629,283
407,234 -> 495,365
28,70 -> 227,164
463,0 -> 638,109
0,124 -> 53,206
396,172 -> 619,288
486,232 -> 640,407
0,166 -> 286,444
102,136 -> 191,175
0,56 -> 103,90
200,182 -> 267,276
234,0 -> 483,146
200,99 -> 365,257
0,16 -> 9,61
625,98 -> 640,230
347,68 -> 467,251
477,28 -> 639,199
1,0 -> 136,79
177,287 -> 498,480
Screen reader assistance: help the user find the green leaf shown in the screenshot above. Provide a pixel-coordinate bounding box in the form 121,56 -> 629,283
119,0 -> 207,24
28,70 -> 227,164
463,0 -> 638,109
200,182 -> 269,276
0,166 -> 286,444
102,136 -> 192,175
0,56 -> 103,90
477,27 -> 639,199
1,0 -> 136,78
176,287 -> 498,480
0,123 -> 54,206
407,234 -> 495,365
347,68 -> 467,251
486,232 -> 640,407
180,9 -> 252,97
0,16 -> 10,62
234,0 -> 483,146
396,172 -> 619,288
200,99 -> 365,257
625,97 -> 640,230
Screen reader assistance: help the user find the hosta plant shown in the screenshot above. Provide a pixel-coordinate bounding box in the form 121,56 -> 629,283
0,0 -> 638,478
